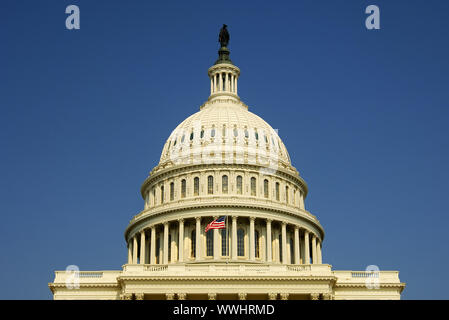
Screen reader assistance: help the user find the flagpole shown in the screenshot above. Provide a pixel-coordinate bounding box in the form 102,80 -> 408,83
226,215 -> 229,263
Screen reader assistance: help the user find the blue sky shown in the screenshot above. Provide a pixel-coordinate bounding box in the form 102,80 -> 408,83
0,0 -> 448,299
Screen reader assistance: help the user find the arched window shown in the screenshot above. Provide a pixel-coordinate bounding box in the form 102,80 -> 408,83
200,128 -> 204,139
290,237 -> 294,264
221,228 -> 228,256
170,182 -> 174,201
191,230 -> 196,258
279,234 -> 283,263
208,175 -> 214,194
233,127 -> 238,137
255,230 -> 260,258
206,230 -> 214,257
181,179 -> 186,198
194,177 -> 199,196
211,127 -> 216,138
255,129 -> 259,141
264,179 -> 269,198
285,186 -> 289,204
161,186 -> 165,204
237,228 -> 245,256
244,128 -> 249,138
236,176 -> 243,194
251,177 -> 256,196
275,182 -> 280,201
222,175 -> 228,194
190,131 -> 194,141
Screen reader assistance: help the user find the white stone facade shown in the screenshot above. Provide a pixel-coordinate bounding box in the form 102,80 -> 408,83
49,42 -> 405,300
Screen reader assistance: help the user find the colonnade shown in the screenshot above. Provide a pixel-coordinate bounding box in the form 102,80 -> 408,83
210,71 -> 238,95
127,216 -> 322,265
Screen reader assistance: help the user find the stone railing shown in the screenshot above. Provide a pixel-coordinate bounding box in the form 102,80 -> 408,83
52,270 -> 121,284
123,263 -> 332,276
333,270 -> 401,284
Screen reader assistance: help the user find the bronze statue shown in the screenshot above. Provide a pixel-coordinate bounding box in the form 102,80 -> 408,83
218,24 -> 229,48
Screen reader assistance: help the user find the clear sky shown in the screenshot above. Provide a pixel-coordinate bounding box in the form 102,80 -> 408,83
1,0 -> 448,299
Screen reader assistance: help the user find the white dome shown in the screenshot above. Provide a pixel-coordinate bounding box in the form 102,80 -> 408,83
158,99 -> 292,172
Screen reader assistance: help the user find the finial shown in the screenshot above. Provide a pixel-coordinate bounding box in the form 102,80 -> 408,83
215,24 -> 233,65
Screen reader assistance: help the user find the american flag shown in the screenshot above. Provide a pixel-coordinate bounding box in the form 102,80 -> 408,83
205,216 -> 226,232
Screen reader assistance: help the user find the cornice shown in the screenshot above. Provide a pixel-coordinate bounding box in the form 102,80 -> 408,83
48,282 -> 120,292
117,276 -> 337,282
335,283 -> 406,289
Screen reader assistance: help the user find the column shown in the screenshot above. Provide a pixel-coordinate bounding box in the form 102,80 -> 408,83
178,293 -> 186,300
133,236 -> 138,264
235,76 -> 238,95
268,293 -> 277,300
213,74 -> 217,92
135,293 -> 144,300
208,293 -> 217,300
294,226 -> 300,264
238,293 -> 247,300
150,226 -> 156,264
249,217 -> 255,260
163,222 -> 169,264
280,293 -> 289,300
304,230 -> 310,264
127,241 -> 132,264
281,222 -> 287,264
213,216 -> 219,260
210,77 -> 213,95
231,74 -> 234,92
166,293 -> 175,300
266,219 -> 272,262
312,235 -> 317,264
140,230 -> 146,264
317,240 -> 322,264
231,216 -> 237,259
178,219 -> 184,262
310,293 -> 319,300
219,72 -> 223,91
195,217 -> 201,261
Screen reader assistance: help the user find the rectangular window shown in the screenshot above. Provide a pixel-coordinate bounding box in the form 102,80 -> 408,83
251,177 -> 256,196
194,177 -> 199,196
237,176 -> 243,195
222,175 -> 228,194
181,179 -> 186,198
208,175 -> 214,194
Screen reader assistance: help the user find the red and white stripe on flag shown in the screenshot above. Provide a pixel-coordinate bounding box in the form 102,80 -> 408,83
205,216 -> 226,232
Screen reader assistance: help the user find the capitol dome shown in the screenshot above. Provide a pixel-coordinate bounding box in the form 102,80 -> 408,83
125,38 -> 325,270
